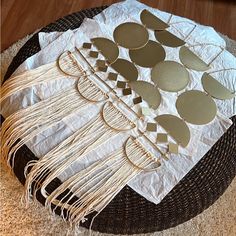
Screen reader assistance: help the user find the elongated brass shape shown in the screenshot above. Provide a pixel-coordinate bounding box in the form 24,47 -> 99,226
179,46 -> 210,71
91,37 -> 119,64
110,58 -> 138,81
113,22 -> 149,49
155,30 -> 185,47
155,114 -> 190,147
129,81 -> 161,109
140,9 -> 169,30
102,102 -> 135,131
176,90 -> 217,125
58,51 -> 84,77
129,40 -> 166,68
201,73 -> 235,100
151,61 -> 189,92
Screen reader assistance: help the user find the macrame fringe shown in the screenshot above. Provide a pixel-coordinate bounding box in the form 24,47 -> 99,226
24,135 -> 153,233
0,60 -> 70,103
24,102 -> 133,202
1,86 -> 92,168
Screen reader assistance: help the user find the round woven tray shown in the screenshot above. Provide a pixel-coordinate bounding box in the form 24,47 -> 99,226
3,6 -> 236,235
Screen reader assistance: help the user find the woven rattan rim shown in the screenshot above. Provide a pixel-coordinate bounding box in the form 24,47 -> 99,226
2,6 -> 236,234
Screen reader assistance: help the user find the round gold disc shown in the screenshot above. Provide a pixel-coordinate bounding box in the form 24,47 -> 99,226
110,58 -> 138,81
129,81 -> 161,109
179,46 -> 210,71
201,73 -> 235,100
91,37 -> 119,64
140,9 -> 169,30
155,114 -> 190,147
176,90 -> 217,125
151,61 -> 189,92
129,40 -> 166,68
154,30 -> 185,47
113,22 -> 149,49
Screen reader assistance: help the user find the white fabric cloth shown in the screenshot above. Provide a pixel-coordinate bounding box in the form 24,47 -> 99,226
1,0 -> 236,206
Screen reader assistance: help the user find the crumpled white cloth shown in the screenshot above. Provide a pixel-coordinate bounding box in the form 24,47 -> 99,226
1,0 -> 236,206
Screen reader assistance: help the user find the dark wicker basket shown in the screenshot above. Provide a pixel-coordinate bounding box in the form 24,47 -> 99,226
2,6 -> 236,235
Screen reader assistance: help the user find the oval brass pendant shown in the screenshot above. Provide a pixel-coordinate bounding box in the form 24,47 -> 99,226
154,30 -> 185,47
201,73 -> 235,100
179,46 -> 210,71
176,90 -> 217,125
58,51 -> 83,77
102,102 -> 135,131
113,22 -> 149,49
129,40 -> 166,68
155,114 -> 190,147
110,58 -> 138,82
91,37 -> 119,64
151,61 -> 189,92
129,81 -> 161,109
140,9 -> 169,30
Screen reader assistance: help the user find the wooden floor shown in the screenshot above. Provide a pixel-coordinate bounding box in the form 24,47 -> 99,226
1,0 -> 236,51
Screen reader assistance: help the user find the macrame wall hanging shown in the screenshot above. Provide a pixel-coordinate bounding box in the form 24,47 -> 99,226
1,8 -> 235,232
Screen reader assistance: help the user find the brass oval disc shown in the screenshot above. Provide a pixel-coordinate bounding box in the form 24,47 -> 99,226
140,9 -> 169,30
179,46 -> 210,71
91,37 -> 119,64
201,73 -> 235,100
113,22 -> 149,49
129,40 -> 166,68
154,30 -> 185,47
110,58 -> 138,81
155,114 -> 190,147
102,102 -> 135,131
77,77 -> 108,102
176,90 -> 217,125
129,81 -> 161,109
151,61 -> 189,92
58,51 -> 83,77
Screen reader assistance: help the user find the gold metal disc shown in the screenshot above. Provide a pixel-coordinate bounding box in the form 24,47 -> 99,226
58,51 -> 83,77
129,81 -> 161,109
110,58 -> 138,81
91,37 -> 119,64
155,114 -> 190,147
201,73 -> 235,100
176,90 -> 217,125
155,30 -> 185,47
140,9 -> 169,30
179,46 -> 210,71
151,61 -> 189,92
113,22 -> 149,49
129,40 -> 166,68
